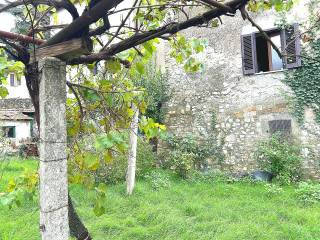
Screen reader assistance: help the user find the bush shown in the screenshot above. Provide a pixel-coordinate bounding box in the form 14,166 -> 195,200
143,170 -> 171,190
136,139 -> 156,176
96,138 -> 156,184
96,155 -> 127,184
255,134 -> 303,184
166,150 -> 195,179
164,133 -> 224,173
296,181 -> 320,204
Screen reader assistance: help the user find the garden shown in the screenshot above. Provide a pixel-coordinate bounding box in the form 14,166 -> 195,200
1,134 -> 320,240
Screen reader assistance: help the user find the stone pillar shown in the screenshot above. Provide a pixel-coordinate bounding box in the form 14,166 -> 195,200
39,57 -> 69,239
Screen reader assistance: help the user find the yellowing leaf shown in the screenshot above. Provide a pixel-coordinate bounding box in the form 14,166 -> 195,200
103,151 -> 113,163
88,161 -> 100,171
53,12 -> 59,25
6,179 -> 16,193
127,108 -> 135,117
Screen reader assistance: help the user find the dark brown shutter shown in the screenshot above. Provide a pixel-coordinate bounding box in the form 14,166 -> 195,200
281,23 -> 301,69
241,33 -> 257,75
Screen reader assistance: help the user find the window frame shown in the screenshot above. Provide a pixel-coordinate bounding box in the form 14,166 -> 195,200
2,126 -> 16,138
241,24 -> 301,75
255,27 -> 284,73
9,73 -> 15,86
8,73 -> 21,87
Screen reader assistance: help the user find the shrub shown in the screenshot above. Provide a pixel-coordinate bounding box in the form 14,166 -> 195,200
136,139 -> 156,176
96,138 -> 156,184
296,181 -> 320,204
143,170 -> 171,190
134,65 -> 170,124
164,133 -> 224,172
255,134 -> 303,184
167,150 -> 195,179
96,155 -> 127,184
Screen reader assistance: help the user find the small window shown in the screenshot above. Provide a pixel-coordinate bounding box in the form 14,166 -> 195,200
2,126 -> 16,138
268,120 -> 291,138
241,24 -> 301,75
10,73 -> 15,86
9,73 -> 21,87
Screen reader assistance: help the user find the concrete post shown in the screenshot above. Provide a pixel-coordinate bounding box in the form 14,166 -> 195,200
126,103 -> 139,195
39,57 -> 69,239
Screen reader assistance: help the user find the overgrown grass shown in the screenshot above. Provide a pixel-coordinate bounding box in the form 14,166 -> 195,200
1,159 -> 320,240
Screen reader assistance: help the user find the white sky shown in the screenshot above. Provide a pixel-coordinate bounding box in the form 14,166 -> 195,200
0,0 -> 15,32
0,0 -> 133,34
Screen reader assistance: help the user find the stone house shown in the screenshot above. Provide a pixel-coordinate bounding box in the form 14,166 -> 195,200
160,3 -> 320,178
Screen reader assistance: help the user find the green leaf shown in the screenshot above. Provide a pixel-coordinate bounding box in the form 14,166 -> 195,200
83,152 -> 99,171
143,41 -> 155,54
135,62 -> 145,75
0,86 -> 8,98
93,203 -> 105,216
84,89 -> 100,102
105,59 -> 121,73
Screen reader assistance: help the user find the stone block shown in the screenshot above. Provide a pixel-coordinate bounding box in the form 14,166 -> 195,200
39,159 -> 68,211
39,142 -> 67,162
40,205 -> 69,240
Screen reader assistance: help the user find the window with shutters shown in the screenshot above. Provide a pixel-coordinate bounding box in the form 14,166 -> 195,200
268,120 -> 292,139
241,24 -> 301,75
9,73 -> 21,87
9,73 -> 15,86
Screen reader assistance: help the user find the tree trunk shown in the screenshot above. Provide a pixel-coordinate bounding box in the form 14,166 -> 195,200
126,103 -> 139,195
25,61 -> 92,240
25,63 -> 40,130
68,195 -> 92,240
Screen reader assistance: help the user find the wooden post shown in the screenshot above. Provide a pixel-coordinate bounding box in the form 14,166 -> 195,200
39,57 -> 69,239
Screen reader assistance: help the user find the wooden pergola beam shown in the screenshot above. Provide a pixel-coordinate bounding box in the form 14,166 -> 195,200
0,30 -> 45,45
0,30 -> 91,62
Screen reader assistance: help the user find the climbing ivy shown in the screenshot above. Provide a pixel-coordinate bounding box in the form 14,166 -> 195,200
283,0 -> 320,124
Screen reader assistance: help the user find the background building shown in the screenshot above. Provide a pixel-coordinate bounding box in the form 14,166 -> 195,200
160,3 -> 320,178
0,73 -> 35,149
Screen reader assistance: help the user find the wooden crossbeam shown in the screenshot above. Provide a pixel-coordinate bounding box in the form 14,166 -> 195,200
30,38 -> 92,62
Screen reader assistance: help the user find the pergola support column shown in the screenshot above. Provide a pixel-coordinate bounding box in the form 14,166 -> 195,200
39,57 -> 69,240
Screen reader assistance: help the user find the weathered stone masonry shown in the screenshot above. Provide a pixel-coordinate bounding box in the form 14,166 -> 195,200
161,10 -> 320,178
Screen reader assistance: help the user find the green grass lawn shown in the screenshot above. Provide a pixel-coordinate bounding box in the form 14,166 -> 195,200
1,159 -> 320,240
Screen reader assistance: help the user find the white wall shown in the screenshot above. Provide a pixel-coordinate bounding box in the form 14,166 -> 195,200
5,75 -> 30,99
0,120 -> 32,146
0,4 -> 30,99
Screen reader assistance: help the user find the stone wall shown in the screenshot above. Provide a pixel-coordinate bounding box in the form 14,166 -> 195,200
161,10 -> 320,178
